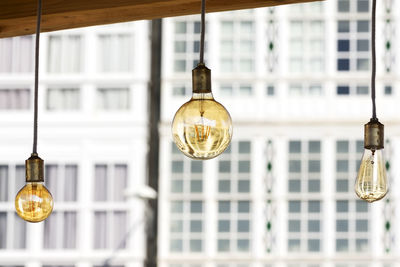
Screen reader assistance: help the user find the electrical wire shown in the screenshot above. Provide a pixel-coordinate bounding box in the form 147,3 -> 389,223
371,0 -> 377,119
33,0 -> 42,154
199,0 -> 206,64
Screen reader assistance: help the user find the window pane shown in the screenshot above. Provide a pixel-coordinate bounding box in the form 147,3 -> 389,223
358,0 -> 369,12
190,201 -> 203,213
336,200 -> 349,212
357,59 -> 369,71
338,40 -> 350,51
356,86 -> 369,95
0,166 -> 8,202
289,220 -> 301,232
357,39 -> 369,51
94,165 -> 107,201
308,201 -> 320,212
94,212 -> 107,249
175,22 -> 187,33
289,141 -> 301,153
0,212 -> 7,249
238,201 -> 250,213
289,201 -> 301,212
338,0 -> 350,12
337,141 -> 349,153
336,220 -> 348,232
218,201 -> 230,213
218,180 -> 230,193
337,86 -> 350,95
97,88 -> 130,110
357,20 -> 369,32
338,59 -> 350,71
338,21 -> 350,32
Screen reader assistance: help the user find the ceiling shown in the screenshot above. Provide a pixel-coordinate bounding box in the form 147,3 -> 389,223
0,0 -> 322,38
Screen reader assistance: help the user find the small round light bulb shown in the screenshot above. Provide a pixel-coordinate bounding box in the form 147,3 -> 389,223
15,153 -> 54,222
172,64 -> 232,159
15,182 -> 54,222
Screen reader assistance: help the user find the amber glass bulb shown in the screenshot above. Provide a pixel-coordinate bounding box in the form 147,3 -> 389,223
355,149 -> 387,203
15,182 -> 54,222
172,92 -> 232,159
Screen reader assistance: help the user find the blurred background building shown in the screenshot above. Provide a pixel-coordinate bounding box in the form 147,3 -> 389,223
1,1 -> 400,267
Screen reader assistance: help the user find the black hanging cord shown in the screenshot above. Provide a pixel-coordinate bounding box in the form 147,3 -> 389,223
199,0 -> 206,64
33,0 -> 42,154
371,0 -> 377,119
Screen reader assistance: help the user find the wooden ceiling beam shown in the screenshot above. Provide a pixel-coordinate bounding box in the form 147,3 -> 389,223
0,0 -> 322,38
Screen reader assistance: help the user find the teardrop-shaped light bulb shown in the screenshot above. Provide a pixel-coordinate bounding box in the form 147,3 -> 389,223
15,182 -> 54,222
355,149 -> 387,202
172,64 -> 232,159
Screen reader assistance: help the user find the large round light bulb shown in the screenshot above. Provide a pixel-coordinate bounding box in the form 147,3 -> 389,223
172,93 -> 232,159
172,63 -> 232,159
15,182 -> 54,222
355,149 -> 387,202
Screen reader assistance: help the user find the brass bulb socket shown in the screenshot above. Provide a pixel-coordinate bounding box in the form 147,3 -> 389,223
26,153 -> 44,183
192,63 -> 212,94
364,118 -> 384,150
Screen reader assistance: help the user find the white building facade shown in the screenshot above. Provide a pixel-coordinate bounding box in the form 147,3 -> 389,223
159,1 -> 400,267
0,22 -> 150,267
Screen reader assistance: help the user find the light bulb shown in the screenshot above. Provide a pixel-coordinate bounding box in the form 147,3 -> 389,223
172,64 -> 232,159
15,182 -> 54,222
15,153 -> 54,222
355,149 -> 387,202
355,119 -> 388,203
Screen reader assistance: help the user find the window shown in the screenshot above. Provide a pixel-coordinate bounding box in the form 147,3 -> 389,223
97,88 -> 130,110
170,200 -> 204,252
94,164 -> 127,202
219,84 -> 253,96
218,142 -> 251,194
335,140 -> 370,253
0,36 -> 33,73
47,88 -> 80,111
336,84 -> 369,95
288,141 -> 323,253
173,20 -> 205,73
217,201 -> 251,252
290,2 -> 323,14
170,143 -> 204,252
0,165 -> 27,249
266,85 -> 275,96
337,1 -> 370,71
0,89 -> 30,110
220,17 -> 255,73
288,4 -> 325,73
217,142 -> 251,252
43,164 -> 78,249
43,212 -> 77,249
337,86 -> 350,95
93,164 -> 128,249
99,34 -> 133,72
94,211 -> 127,249
48,35 -> 82,73
172,84 -> 191,97
336,200 -> 369,252
289,84 -> 323,96
338,0 -> 350,12
46,164 -> 78,202
0,213 -> 27,249
384,85 -> 392,95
